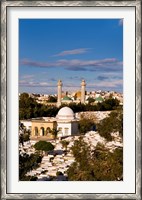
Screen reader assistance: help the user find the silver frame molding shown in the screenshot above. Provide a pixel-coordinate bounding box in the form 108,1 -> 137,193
1,0 -> 141,199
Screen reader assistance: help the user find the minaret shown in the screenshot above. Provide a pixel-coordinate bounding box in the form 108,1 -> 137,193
81,80 -> 86,104
57,80 -> 62,107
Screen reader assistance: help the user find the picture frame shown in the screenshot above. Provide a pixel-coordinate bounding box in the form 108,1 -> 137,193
1,0 -> 141,199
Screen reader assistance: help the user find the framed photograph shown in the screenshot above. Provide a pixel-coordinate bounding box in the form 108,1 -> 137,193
1,0 -> 141,199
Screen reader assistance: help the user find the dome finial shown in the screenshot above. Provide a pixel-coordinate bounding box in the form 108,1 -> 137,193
81,79 -> 86,86
58,79 -> 62,86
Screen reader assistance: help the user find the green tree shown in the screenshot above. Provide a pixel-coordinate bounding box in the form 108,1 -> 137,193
92,143 -> 123,181
19,93 -> 59,119
87,97 -> 95,104
19,152 -> 42,181
100,98 -> 120,111
97,110 -> 123,141
78,116 -> 94,134
19,123 -> 30,146
67,137 -> 94,181
67,138 -> 123,181
34,140 -> 54,152
19,134 -> 24,146
19,93 -> 39,119
47,95 -> 57,102
19,93 -> 121,120
67,103 -> 86,113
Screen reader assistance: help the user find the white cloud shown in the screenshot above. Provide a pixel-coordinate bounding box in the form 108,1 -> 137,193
53,48 -> 90,56
20,74 -> 35,79
19,80 -> 55,87
20,58 -> 123,72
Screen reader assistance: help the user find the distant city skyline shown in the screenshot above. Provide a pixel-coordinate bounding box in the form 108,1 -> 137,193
19,19 -> 123,94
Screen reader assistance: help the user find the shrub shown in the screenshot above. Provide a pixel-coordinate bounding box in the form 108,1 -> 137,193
34,141 -> 54,152
56,171 -> 63,176
60,140 -> 69,151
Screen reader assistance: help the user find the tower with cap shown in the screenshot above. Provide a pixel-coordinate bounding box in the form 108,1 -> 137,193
81,80 -> 86,104
57,80 -> 62,107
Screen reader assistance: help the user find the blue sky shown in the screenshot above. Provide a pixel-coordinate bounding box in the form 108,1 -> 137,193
19,19 -> 123,94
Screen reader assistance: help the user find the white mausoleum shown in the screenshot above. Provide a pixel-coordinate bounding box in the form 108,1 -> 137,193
56,107 -> 79,137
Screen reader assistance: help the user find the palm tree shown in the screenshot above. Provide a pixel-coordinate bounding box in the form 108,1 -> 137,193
51,128 -> 59,141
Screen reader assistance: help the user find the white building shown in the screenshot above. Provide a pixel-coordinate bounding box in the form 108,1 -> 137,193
23,106 -> 79,139
56,107 -> 79,137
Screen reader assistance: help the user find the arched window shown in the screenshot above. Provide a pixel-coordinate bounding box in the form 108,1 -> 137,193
40,127 -> 45,136
46,127 -> 51,135
34,127 -> 38,136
